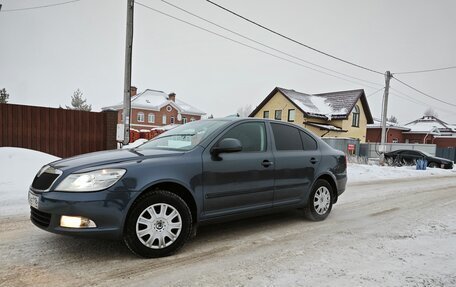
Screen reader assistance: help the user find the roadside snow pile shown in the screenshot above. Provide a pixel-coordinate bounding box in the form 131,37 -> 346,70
121,138 -> 148,149
348,163 -> 455,184
0,147 -> 59,216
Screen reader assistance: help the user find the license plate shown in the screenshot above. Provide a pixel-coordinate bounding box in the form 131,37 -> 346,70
28,191 -> 39,209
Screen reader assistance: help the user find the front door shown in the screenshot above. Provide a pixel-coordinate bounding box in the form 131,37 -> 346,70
202,121 -> 274,218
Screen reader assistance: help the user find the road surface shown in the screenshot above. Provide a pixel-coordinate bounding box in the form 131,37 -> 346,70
1,175 -> 456,287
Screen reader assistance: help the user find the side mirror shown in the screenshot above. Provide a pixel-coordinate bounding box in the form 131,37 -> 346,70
211,138 -> 242,155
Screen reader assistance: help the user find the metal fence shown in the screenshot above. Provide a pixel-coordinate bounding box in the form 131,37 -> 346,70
0,103 -> 118,158
359,143 -> 437,158
436,147 -> 456,162
321,138 -> 360,156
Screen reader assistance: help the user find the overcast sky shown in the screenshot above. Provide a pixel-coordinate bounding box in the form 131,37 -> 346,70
1,0 -> 455,124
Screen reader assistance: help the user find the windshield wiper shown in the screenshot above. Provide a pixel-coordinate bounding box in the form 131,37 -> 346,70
156,133 -> 196,139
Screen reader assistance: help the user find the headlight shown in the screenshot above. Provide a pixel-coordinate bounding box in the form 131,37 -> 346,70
55,169 -> 126,192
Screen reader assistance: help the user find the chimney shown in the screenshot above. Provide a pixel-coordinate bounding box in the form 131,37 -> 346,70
130,86 -> 137,97
168,92 -> 176,102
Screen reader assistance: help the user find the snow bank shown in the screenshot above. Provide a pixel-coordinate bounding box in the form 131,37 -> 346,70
0,147 -> 59,216
348,163 -> 455,184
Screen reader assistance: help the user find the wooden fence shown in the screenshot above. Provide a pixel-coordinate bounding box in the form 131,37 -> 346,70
0,103 -> 118,158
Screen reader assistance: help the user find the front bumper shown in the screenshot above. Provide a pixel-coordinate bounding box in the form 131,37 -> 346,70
29,188 -> 134,240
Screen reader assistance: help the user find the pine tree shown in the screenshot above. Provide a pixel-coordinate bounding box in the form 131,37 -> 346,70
388,115 -> 398,123
0,88 -> 9,103
66,89 -> 91,111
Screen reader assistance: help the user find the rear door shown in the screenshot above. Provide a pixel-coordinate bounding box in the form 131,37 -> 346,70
201,121 -> 274,218
270,123 -> 321,206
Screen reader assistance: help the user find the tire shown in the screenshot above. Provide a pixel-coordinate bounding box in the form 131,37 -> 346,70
304,179 -> 333,221
123,190 -> 193,258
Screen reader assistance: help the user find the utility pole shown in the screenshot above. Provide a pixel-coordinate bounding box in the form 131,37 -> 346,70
122,0 -> 134,145
380,71 -> 392,161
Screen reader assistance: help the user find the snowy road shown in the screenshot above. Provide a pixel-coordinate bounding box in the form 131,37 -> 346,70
1,175 -> 456,287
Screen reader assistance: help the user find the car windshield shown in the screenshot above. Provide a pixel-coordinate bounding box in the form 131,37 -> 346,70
137,120 -> 226,151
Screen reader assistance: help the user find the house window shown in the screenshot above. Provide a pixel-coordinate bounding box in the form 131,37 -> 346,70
274,110 -> 282,120
352,105 -> 360,127
137,112 -> 144,122
148,113 -> 155,123
288,109 -> 295,122
166,105 -> 172,112
392,138 -> 399,143
170,116 -> 175,124
263,111 -> 269,119
183,117 -> 187,124
162,115 -> 167,125
190,117 -> 195,122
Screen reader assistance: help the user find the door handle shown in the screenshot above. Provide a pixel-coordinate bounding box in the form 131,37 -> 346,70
261,160 -> 273,167
310,158 -> 319,164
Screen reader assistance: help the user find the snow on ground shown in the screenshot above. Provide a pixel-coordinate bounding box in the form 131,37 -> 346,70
0,147 -> 59,217
348,163 -> 456,184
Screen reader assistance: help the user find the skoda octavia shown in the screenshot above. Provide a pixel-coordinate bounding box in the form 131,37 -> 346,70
29,118 -> 347,258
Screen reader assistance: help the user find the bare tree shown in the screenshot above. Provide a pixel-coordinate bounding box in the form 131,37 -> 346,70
0,88 -> 9,104
424,108 -> 438,118
236,104 -> 253,118
66,89 -> 92,111
388,115 -> 398,123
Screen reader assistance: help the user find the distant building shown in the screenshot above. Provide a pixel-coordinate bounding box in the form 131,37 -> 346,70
249,87 -> 374,142
102,87 -> 206,131
366,116 -> 456,147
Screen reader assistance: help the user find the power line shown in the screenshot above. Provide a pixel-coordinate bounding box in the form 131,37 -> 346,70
0,0 -> 82,12
367,87 -> 384,98
389,87 -> 455,115
394,65 -> 456,75
205,0 -> 384,75
135,1 -> 381,90
155,0 -> 382,88
392,76 -> 456,107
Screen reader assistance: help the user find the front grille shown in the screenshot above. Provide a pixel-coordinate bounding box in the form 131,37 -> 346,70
31,172 -> 59,190
30,207 -> 52,228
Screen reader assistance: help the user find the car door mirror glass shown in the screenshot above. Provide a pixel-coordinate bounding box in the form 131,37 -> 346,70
212,138 -> 242,155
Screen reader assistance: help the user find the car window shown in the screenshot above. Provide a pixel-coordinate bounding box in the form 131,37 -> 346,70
271,123 -> 303,151
300,131 -> 317,150
138,120 -> 226,151
219,122 -> 267,152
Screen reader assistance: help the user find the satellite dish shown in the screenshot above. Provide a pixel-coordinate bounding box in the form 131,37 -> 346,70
177,113 -> 182,121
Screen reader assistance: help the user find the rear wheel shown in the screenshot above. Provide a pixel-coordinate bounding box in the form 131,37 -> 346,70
304,179 -> 333,221
123,190 -> 192,258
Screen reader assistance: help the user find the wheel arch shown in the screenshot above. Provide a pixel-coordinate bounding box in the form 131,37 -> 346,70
313,173 -> 338,204
123,180 -> 198,233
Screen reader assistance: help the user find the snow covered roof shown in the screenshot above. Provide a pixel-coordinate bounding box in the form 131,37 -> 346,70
367,118 -> 410,130
404,116 -> 456,134
250,87 -> 373,123
102,89 -> 205,116
305,122 -> 347,132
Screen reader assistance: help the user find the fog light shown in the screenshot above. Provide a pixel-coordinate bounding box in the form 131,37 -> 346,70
60,216 -> 96,228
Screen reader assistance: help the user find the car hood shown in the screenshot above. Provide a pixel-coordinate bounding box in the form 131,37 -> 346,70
50,148 -> 183,172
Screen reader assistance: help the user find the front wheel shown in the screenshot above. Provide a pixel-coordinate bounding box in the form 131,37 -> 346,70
123,190 -> 193,258
304,179 -> 333,221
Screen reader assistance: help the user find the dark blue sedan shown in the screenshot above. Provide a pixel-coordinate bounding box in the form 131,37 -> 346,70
29,118 -> 347,258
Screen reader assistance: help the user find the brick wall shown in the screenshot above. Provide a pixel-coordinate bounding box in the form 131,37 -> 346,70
366,128 -> 407,143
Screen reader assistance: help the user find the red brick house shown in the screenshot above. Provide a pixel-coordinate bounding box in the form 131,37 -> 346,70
102,87 -> 206,131
367,116 -> 456,148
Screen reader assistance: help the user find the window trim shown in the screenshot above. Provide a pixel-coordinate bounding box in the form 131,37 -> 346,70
162,115 -> 167,125
274,110 -> 282,120
182,117 -> 187,124
137,112 -> 145,123
287,109 -> 295,122
148,113 -> 155,123
263,111 -> 269,119
352,105 -> 360,127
